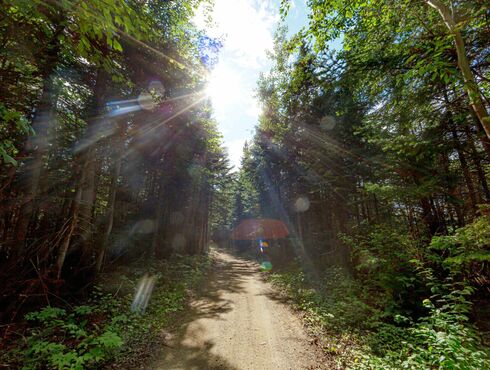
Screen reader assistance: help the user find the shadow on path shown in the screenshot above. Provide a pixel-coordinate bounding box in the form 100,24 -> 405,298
147,249 -> 324,370
148,250 -> 255,370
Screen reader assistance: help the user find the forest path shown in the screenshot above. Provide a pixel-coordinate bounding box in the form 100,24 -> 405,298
149,250 -> 324,369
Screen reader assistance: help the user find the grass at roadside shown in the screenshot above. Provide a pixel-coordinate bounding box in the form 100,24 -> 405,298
267,264 -> 489,370
1,254 -> 212,369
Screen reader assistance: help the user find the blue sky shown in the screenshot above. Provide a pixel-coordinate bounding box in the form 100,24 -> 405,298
193,0 -> 309,169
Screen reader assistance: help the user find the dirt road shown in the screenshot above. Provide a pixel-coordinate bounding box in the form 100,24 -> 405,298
150,251 -> 323,370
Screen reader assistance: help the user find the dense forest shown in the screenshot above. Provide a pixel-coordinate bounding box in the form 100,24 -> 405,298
0,0 -> 228,295
0,0 -> 230,363
1,0 -> 489,369
231,0 -> 490,368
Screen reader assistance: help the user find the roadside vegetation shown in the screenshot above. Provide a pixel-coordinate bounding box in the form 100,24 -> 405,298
233,1 -> 490,368
269,217 -> 490,369
1,254 -> 212,369
1,1 -> 227,367
1,0 -> 489,369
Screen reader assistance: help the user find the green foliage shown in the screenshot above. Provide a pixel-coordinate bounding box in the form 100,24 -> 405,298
0,0 -> 223,318
429,216 -> 490,275
270,263 -> 490,369
108,254 -> 211,365
357,269 -> 489,369
3,254 -> 211,369
245,1 -> 490,367
341,223 -> 422,315
250,1 -> 490,368
20,305 -> 122,369
0,103 -> 32,166
399,295 -> 487,369
270,266 -> 375,332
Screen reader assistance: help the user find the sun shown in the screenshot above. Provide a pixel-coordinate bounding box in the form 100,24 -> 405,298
206,63 -> 241,108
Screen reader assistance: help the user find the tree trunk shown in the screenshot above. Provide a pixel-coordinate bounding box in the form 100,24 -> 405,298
151,180 -> 164,258
15,19 -> 65,248
56,174 -> 84,279
15,76 -> 57,246
426,0 -> 490,138
440,145 -> 465,227
473,115 -> 490,162
465,124 -> 490,202
79,155 -> 97,245
420,197 -> 440,236
451,127 -> 478,216
95,161 -> 121,272
96,126 -> 123,272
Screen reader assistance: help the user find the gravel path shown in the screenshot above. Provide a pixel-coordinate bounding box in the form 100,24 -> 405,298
149,251 -> 324,370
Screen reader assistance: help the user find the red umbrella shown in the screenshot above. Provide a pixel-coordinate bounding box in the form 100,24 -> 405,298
231,218 -> 289,240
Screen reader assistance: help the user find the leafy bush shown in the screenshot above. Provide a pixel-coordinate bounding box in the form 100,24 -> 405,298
19,305 -> 123,369
341,224 -> 421,313
2,254 -> 212,369
399,296 -> 487,369
429,216 -> 490,278
0,103 -> 32,166
269,261 -> 490,369
356,277 -> 489,369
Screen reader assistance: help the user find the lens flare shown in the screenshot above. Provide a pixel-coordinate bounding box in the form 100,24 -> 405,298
320,115 -> 336,130
294,196 -> 310,213
138,92 -> 156,110
131,274 -> 156,313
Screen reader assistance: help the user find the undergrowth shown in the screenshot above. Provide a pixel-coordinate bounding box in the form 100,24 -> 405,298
270,266 -> 489,369
269,218 -> 490,369
1,254 -> 212,369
